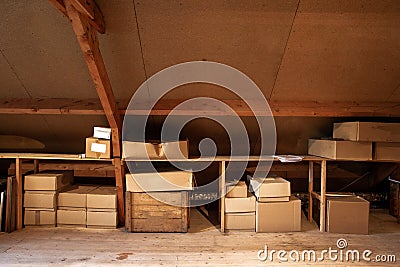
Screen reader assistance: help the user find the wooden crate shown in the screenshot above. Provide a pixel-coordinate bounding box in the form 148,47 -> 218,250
126,191 -> 189,233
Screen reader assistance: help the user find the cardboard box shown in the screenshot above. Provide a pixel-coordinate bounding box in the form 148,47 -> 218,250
87,211 -> 117,228
126,171 -> 193,192
225,212 -> 255,230
225,196 -> 256,213
248,177 -> 290,198
122,140 -> 188,159
374,142 -> 400,161
256,196 -> 301,233
58,185 -> 99,208
333,122 -> 400,142
24,192 -> 56,210
226,181 -> 248,198
93,127 -> 111,140
327,196 -> 369,235
24,210 -> 56,226
57,209 -> 86,226
87,186 -> 117,210
24,171 -> 73,191
85,137 -> 111,159
308,139 -> 372,160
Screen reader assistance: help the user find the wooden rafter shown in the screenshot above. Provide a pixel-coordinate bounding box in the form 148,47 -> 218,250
48,0 -> 124,224
48,0 -> 105,33
1,98 -> 400,117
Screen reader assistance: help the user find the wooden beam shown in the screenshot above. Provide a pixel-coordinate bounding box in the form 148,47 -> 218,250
1,98 -> 399,117
48,0 -> 105,33
308,161 -> 314,223
63,1 -> 124,223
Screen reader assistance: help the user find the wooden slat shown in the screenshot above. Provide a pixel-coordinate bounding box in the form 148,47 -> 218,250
15,158 -> 23,230
125,192 -> 131,232
1,98 -> 400,117
113,158 -> 124,224
308,161 -> 314,223
219,161 -> 226,233
319,160 -> 327,232
48,0 -> 105,33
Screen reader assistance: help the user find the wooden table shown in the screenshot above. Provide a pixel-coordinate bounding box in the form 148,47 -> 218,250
0,153 -> 113,230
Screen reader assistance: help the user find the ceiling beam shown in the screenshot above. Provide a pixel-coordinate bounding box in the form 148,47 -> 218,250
48,0 -> 105,33
1,98 -> 399,117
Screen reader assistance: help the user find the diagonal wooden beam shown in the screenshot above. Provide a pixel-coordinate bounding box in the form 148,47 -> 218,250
61,0 -> 124,224
48,0 -> 105,34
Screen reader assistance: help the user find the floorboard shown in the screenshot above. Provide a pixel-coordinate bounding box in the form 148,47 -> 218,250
0,209 -> 399,266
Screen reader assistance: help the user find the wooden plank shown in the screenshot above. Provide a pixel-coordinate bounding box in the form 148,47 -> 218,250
219,161 -> 226,233
132,191 -> 185,206
125,192 -> 131,232
131,217 -> 188,233
319,160 -> 327,232
48,0 -> 105,33
15,158 -> 22,230
1,98 -> 400,117
132,206 -> 184,219
308,161 -> 314,222
64,2 -> 122,157
113,158 -> 124,225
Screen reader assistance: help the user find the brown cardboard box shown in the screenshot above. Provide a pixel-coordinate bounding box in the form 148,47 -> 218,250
24,192 -> 56,210
87,211 -> 117,228
374,142 -> 400,161
126,171 -> 193,192
85,137 -> 111,159
327,196 -> 369,235
308,139 -> 372,160
24,171 -> 73,191
122,140 -> 189,159
333,122 -> 400,142
225,196 -> 256,213
87,186 -> 117,210
24,210 -> 56,226
226,181 -> 248,198
225,212 -> 255,230
57,209 -> 86,226
248,177 -> 290,198
58,185 -> 99,208
256,196 -> 301,232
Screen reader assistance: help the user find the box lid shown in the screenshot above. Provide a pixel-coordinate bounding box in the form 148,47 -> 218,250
248,176 -> 290,198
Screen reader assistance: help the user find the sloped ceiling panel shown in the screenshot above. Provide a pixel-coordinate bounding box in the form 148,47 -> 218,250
271,0 -> 400,102
134,0 -> 298,100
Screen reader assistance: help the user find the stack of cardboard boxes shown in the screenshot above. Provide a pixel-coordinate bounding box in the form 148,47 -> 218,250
249,176 -> 301,233
57,185 -> 117,228
224,181 -> 256,231
308,121 -> 400,161
85,127 -> 112,159
86,186 -> 118,229
24,171 -> 73,227
306,121 -> 399,234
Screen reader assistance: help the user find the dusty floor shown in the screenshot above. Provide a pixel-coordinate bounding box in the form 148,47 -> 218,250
0,209 -> 399,266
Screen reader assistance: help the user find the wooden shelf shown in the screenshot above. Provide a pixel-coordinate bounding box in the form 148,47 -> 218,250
0,153 -> 112,161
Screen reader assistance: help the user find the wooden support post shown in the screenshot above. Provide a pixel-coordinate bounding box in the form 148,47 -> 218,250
319,160 -> 327,232
33,159 -> 39,174
63,1 -> 125,224
219,161 -> 226,233
308,161 -> 314,223
15,158 -> 23,230
113,157 -> 125,224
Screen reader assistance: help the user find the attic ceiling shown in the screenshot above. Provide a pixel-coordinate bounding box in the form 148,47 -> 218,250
0,0 -> 399,153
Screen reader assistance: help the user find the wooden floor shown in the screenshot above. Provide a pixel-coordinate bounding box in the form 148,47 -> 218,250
0,209 -> 399,266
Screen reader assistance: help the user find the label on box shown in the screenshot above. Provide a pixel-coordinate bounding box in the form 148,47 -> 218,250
93,127 -> 112,140
91,142 -> 107,153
